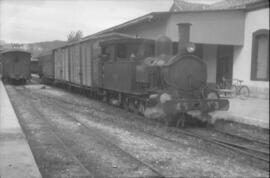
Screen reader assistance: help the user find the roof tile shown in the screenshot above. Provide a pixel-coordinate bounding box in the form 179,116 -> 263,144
170,0 -> 268,11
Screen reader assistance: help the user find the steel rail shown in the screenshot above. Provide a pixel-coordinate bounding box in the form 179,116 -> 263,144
23,85 -> 270,167
20,86 -> 166,178
12,86 -> 94,178
174,128 -> 270,163
214,129 -> 269,146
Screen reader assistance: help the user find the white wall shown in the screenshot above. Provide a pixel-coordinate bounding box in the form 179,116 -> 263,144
166,11 -> 245,45
202,44 -> 217,83
233,8 -> 269,98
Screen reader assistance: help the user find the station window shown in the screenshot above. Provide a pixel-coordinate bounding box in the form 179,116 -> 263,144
251,29 -> 269,81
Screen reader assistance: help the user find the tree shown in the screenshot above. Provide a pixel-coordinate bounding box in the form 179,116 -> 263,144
11,43 -> 24,48
67,30 -> 83,42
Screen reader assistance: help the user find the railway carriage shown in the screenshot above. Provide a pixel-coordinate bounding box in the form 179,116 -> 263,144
0,49 -> 31,84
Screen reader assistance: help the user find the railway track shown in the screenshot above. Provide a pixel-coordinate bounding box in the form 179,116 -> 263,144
215,129 -> 269,146
176,128 -> 269,163
10,86 -> 93,178
21,85 -> 269,171
13,85 -> 166,178
57,108 -> 166,178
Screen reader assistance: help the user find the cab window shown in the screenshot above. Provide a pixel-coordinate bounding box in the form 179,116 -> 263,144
102,45 -> 114,61
117,44 -> 141,60
144,44 -> 154,57
117,44 -> 127,58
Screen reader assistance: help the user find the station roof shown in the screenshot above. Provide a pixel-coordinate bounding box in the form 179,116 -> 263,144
88,12 -> 171,37
88,0 -> 268,38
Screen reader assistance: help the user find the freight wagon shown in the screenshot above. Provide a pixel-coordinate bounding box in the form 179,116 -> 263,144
30,60 -> 40,74
37,52 -> 55,84
51,33 -> 133,88
0,49 -> 31,84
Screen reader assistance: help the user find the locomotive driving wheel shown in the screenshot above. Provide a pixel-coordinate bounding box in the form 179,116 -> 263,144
138,101 -> 146,116
202,88 -> 219,99
206,91 -> 219,99
122,97 -> 130,111
128,99 -> 138,114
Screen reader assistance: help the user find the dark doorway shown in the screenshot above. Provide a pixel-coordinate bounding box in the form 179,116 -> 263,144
216,45 -> 233,85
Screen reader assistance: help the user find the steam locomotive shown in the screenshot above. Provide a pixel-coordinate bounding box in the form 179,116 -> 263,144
38,23 -> 229,126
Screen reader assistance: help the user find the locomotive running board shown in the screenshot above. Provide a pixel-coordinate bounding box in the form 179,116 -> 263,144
174,98 -> 229,112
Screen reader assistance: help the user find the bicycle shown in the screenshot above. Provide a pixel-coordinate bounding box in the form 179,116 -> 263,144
230,79 -> 250,100
218,78 -> 250,100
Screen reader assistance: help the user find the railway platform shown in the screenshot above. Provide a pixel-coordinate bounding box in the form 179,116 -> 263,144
211,97 -> 269,129
0,81 -> 41,178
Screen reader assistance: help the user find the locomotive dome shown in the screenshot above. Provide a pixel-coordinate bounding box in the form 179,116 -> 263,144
155,36 -> 173,57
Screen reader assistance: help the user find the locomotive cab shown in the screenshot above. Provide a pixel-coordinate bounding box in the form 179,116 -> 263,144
99,38 -> 157,93
97,30 -> 229,126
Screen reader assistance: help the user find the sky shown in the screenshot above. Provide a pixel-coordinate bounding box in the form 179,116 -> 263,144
0,0 -> 221,43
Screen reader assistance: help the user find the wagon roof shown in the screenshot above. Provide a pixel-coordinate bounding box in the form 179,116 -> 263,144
99,38 -> 155,46
0,49 -> 31,55
52,32 -> 135,51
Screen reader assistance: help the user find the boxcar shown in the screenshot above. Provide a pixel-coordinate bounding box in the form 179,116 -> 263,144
30,60 -> 40,74
37,52 -> 54,83
52,32 -> 133,89
0,49 -> 31,84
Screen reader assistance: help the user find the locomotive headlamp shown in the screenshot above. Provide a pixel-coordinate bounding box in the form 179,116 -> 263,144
186,43 -> 196,53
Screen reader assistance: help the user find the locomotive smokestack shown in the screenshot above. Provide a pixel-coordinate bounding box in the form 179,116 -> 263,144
177,23 -> 191,55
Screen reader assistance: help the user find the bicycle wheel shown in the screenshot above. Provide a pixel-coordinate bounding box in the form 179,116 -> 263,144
239,86 -> 250,100
230,85 -> 237,98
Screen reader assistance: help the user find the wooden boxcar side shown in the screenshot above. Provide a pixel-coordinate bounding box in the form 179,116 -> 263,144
38,53 -> 54,80
81,41 -> 92,87
70,45 -> 81,85
62,48 -> 69,82
30,61 -> 39,74
51,33 -> 133,88
54,48 -> 64,82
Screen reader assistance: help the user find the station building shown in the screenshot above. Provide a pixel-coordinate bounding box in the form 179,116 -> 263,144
89,0 -> 269,99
